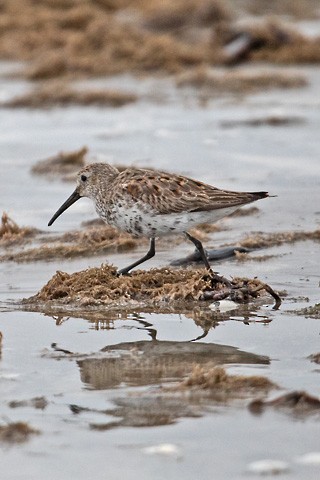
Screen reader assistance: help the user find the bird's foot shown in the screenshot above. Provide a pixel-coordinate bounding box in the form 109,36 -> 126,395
116,268 -> 132,277
207,272 -> 233,289
170,246 -> 251,266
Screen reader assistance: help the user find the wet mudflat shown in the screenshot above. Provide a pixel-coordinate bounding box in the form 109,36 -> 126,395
1,79 -> 319,478
0,5 -> 320,477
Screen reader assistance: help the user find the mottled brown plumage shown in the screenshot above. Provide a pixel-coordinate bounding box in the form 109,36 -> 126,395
48,163 -> 270,274
108,167 -> 265,215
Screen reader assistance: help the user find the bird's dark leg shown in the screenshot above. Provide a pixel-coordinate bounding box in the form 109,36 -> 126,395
117,237 -> 156,276
184,231 -> 232,287
184,232 -> 213,274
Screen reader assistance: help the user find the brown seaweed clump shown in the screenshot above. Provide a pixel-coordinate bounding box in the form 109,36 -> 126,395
0,212 -> 39,247
176,67 -> 307,94
308,353 -> 320,364
24,265 -> 211,307
233,228 -> 320,262
0,422 -> 40,444
31,146 -> 88,180
23,264 -> 281,310
5,82 -> 138,109
0,1 -> 318,89
243,0 -> 319,19
238,229 -> 320,249
249,391 -> 320,417
143,0 -> 232,33
215,17 -> 320,65
0,1 -> 203,80
170,365 -> 276,400
1,225 -> 142,263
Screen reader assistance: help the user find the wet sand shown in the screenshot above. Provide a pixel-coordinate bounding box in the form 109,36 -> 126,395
1,2 -> 320,479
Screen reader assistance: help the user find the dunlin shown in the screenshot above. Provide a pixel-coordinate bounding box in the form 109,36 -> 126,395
48,163 -> 270,275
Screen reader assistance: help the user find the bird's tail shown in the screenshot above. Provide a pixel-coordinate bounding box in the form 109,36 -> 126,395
249,191 -> 275,200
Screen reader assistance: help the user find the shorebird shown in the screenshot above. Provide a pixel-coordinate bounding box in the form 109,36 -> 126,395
48,163 -> 270,275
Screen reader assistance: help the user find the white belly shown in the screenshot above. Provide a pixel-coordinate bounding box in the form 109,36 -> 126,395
98,202 -> 239,237
141,207 -> 239,236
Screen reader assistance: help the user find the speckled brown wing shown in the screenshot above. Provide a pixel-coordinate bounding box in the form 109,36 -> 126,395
115,168 -> 268,214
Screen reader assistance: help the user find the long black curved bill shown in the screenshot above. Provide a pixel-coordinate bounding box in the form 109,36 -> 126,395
48,190 -> 81,226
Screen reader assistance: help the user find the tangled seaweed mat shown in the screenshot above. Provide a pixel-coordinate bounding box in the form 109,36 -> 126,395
24,264 -> 281,310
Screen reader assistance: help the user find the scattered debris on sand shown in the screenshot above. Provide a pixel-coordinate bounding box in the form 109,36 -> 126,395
0,421 -> 40,444
0,212 -> 40,247
220,114 -> 305,128
8,396 -> 48,410
31,146 -> 88,181
296,303 -> 320,319
308,352 -> 320,364
249,390 -> 320,417
246,459 -> 290,476
23,264 -> 281,310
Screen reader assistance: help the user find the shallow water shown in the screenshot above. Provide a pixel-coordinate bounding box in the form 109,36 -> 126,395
0,63 -> 320,479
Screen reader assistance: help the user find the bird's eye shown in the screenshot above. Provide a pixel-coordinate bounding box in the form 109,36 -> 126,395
81,174 -> 87,182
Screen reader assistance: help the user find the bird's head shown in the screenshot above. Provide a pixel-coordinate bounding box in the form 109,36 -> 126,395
48,163 -> 119,226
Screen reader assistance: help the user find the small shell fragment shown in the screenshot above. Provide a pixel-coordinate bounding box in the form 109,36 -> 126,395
296,452 -> 320,465
247,459 -> 290,475
142,443 -> 182,458
209,299 -> 239,313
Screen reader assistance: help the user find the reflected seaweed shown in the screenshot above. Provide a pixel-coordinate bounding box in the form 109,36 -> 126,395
71,363 -> 275,430
34,301 -> 274,343
71,395 -> 202,429
77,340 -> 269,390
249,391 -> 320,419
